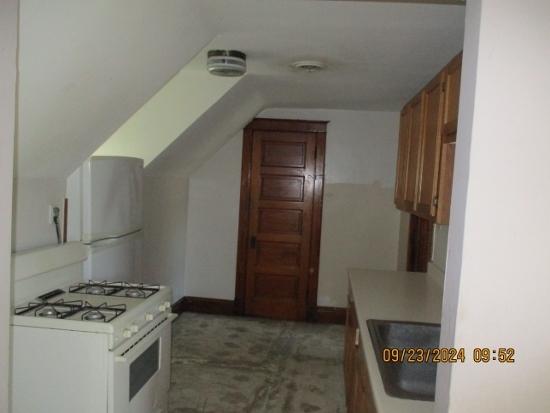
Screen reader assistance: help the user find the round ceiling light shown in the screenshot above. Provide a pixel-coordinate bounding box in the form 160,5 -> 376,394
290,60 -> 326,73
207,50 -> 247,77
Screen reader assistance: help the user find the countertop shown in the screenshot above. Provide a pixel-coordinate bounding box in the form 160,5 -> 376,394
348,267 -> 443,413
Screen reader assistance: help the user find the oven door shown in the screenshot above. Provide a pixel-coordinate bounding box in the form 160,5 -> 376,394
110,314 -> 176,413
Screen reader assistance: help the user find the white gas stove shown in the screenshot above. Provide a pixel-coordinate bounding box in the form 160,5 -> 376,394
14,281 -> 173,349
11,245 -> 176,413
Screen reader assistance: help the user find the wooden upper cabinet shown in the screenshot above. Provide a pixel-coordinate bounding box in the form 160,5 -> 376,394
394,106 -> 412,209
436,54 -> 462,224
403,93 -> 425,211
394,51 -> 462,224
443,52 -> 462,133
415,72 -> 445,219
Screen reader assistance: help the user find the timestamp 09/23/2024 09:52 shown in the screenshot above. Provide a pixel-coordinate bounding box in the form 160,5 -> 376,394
381,347 -> 516,364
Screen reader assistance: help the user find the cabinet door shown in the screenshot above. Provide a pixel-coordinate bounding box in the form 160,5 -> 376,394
436,138 -> 456,225
344,298 -> 358,409
443,53 -> 462,131
352,373 -> 369,413
403,93 -> 425,211
416,72 -> 445,218
394,106 -> 412,209
352,346 -> 377,413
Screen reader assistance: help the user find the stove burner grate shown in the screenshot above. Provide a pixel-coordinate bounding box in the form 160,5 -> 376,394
15,299 -> 84,319
125,288 -> 145,298
69,281 -> 160,298
86,285 -> 107,295
15,299 -> 127,322
83,310 -> 105,321
70,281 -> 123,296
80,302 -> 126,323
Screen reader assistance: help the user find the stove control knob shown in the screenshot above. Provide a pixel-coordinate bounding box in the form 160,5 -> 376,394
145,313 -> 154,321
123,329 -> 132,338
164,301 -> 171,310
130,324 -> 139,333
159,304 -> 169,312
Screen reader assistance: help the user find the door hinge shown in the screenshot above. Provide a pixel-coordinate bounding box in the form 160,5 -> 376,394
433,197 -> 439,207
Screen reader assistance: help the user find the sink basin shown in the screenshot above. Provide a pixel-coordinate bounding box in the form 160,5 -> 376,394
367,319 -> 441,401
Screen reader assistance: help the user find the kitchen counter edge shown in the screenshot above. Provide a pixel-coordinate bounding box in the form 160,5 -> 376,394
348,267 -> 444,413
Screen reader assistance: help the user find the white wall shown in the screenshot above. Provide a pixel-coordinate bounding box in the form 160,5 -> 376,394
183,133 -> 243,299
437,1 -> 550,411
0,1 -> 18,410
142,175 -> 189,301
12,177 -> 66,252
181,108 -> 401,307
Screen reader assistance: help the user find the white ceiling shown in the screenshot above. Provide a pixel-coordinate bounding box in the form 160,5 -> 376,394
17,0 -> 465,179
207,0 -> 465,109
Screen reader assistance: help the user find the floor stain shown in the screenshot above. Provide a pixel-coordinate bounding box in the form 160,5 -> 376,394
169,312 -> 346,413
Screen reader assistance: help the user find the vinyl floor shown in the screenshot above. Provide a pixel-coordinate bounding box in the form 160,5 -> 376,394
169,312 -> 346,413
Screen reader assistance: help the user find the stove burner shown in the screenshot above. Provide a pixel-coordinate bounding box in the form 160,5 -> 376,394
14,299 -> 84,319
86,285 -> 106,295
15,298 -> 126,322
83,310 -> 105,321
80,302 -> 127,323
38,307 -> 59,318
69,281 -> 160,298
125,288 -> 145,298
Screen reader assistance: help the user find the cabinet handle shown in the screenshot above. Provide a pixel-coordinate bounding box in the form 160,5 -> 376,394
354,328 -> 360,347
433,197 -> 439,207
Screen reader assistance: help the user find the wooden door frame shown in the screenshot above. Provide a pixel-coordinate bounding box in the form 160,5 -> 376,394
406,214 -> 434,272
234,118 -> 327,321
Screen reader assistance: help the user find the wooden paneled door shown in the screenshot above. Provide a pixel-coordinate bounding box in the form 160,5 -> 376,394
235,118 -> 327,321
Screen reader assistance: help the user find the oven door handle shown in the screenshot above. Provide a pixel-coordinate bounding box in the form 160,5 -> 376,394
113,313 -> 177,363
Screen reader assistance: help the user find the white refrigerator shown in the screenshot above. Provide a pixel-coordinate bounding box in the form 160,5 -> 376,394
67,156 -> 144,283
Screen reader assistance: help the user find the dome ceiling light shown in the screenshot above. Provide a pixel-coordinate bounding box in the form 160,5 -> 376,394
290,60 -> 326,73
207,50 -> 247,77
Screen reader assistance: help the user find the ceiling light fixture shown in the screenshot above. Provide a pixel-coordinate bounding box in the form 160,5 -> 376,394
290,60 -> 326,73
207,50 -> 247,77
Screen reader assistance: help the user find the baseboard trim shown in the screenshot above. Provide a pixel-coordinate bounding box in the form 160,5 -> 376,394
173,297 -> 346,324
172,296 -> 236,315
315,306 -> 347,325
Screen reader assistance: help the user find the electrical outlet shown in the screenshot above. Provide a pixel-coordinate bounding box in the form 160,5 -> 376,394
48,205 -> 60,224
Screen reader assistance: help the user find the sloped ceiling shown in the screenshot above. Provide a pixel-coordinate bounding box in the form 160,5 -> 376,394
93,45 -> 243,165
17,0 -> 465,180
146,75 -> 266,178
17,0 -> 216,178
